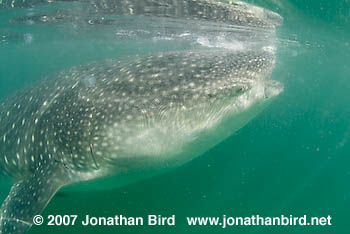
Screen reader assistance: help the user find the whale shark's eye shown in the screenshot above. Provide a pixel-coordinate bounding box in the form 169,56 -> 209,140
237,87 -> 245,94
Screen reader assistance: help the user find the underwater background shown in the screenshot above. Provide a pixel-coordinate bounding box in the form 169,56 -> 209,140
0,0 -> 349,233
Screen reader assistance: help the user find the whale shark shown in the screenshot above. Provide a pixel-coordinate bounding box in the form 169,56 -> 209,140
0,0 -> 284,232
0,48 -> 283,233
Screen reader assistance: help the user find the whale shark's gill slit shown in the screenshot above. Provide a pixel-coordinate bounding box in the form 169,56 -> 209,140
69,145 -> 78,169
89,143 -> 99,170
87,129 -> 99,170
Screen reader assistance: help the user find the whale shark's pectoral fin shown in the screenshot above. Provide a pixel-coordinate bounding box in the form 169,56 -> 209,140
0,161 -> 71,233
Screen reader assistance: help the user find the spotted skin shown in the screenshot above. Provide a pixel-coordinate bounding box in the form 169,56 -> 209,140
0,49 -> 282,233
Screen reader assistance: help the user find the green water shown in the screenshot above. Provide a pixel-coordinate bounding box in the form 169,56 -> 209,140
1,0 -> 350,233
